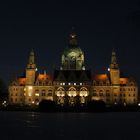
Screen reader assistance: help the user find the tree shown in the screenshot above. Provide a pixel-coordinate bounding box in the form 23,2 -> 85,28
0,79 -> 8,100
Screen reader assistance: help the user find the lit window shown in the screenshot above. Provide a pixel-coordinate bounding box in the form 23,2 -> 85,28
28,93 -> 32,96
63,83 -> 65,85
35,93 -> 39,96
28,86 -> 33,90
68,83 -> 71,85
74,83 -> 76,85
80,83 -> 82,85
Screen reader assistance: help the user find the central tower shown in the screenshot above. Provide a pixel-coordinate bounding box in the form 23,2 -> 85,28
61,31 -> 85,70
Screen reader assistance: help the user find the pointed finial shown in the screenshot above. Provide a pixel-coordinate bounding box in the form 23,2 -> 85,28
69,27 -> 78,47
29,49 -> 34,64
44,70 -> 46,75
110,48 -> 119,69
111,48 -> 117,64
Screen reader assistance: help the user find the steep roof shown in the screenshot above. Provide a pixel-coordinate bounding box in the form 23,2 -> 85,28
53,70 -> 91,82
92,74 -> 109,81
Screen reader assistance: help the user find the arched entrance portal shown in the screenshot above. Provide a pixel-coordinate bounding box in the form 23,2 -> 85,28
79,87 -> 89,105
67,87 -> 77,106
55,87 -> 65,106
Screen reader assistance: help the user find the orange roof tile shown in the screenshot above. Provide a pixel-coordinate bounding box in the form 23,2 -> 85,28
18,78 -> 26,85
93,74 -> 108,81
37,74 -> 51,81
120,78 -> 129,84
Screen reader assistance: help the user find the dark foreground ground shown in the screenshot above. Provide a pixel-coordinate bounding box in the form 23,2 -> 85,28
0,111 -> 140,140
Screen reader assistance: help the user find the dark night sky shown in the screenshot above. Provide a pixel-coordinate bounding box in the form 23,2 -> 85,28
0,0 -> 140,86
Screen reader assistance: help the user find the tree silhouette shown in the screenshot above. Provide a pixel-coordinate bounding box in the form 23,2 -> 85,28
0,79 -> 8,100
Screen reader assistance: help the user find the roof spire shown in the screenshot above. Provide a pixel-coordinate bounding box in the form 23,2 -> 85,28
111,48 -> 117,64
110,48 -> 119,69
29,49 -> 35,64
27,49 -> 36,69
69,27 -> 78,47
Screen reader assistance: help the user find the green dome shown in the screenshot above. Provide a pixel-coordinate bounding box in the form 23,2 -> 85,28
63,47 -> 84,59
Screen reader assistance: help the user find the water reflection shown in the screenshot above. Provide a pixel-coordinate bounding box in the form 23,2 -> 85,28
0,112 -> 140,140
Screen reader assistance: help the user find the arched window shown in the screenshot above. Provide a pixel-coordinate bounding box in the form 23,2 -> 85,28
106,90 -> 110,96
93,90 -> 97,96
80,87 -> 88,97
99,90 -> 104,96
68,87 -> 77,97
56,87 -> 65,97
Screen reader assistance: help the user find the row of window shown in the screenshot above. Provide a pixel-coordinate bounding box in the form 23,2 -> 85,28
35,81 -> 52,86
106,99 -> 136,103
10,98 -> 23,102
56,82 -> 89,86
11,93 -> 23,96
120,88 -> 136,91
93,93 -> 136,97
93,82 -> 110,86
10,92 -> 52,97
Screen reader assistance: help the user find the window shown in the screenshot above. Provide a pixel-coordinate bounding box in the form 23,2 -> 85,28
93,93 -> 97,96
106,90 -> 110,96
134,88 -> 135,91
48,93 -> 52,96
106,99 -> 110,102
28,93 -> 32,96
42,93 -> 45,96
106,93 -> 110,97
99,90 -> 103,96
99,93 -> 103,96
134,99 -> 136,102
123,94 -> 125,97
35,93 -> 40,96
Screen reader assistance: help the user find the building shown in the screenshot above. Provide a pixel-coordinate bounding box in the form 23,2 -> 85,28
8,31 -> 138,106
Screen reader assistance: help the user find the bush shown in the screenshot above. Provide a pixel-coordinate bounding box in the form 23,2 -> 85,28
39,100 -> 56,112
87,100 -> 106,112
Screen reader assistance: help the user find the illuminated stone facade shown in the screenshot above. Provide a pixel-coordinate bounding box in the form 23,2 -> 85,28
9,32 -> 138,106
